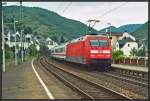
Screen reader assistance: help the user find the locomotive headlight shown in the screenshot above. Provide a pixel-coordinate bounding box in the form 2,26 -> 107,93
103,50 -> 110,53
90,50 -> 98,53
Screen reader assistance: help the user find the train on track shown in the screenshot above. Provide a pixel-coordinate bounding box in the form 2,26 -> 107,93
49,33 -> 112,71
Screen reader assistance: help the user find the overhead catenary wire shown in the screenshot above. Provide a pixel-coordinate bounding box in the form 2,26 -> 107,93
62,2 -> 72,14
83,2 -> 128,29
56,2 -> 63,12
95,2 -> 128,19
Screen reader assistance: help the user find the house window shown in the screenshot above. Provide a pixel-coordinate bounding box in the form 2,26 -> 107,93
128,44 -> 130,47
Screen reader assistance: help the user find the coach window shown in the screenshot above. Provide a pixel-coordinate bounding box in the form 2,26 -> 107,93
90,40 -> 99,46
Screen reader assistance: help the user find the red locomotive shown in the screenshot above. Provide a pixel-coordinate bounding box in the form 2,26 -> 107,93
50,34 -> 112,71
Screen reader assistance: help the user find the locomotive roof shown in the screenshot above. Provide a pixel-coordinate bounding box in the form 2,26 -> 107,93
69,34 -> 108,43
51,34 -> 109,50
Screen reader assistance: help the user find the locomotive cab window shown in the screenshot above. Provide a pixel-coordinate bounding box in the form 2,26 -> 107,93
90,40 -> 99,46
90,40 -> 108,46
99,40 -> 108,47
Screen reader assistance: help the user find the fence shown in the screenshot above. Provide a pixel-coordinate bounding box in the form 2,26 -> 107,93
114,56 -> 148,67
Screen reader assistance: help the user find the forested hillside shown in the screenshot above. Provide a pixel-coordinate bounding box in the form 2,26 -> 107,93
3,6 -> 96,42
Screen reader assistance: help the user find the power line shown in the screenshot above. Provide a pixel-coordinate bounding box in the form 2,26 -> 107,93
62,2 -> 72,14
83,2 -> 128,30
56,3 -> 63,12
95,2 -> 128,19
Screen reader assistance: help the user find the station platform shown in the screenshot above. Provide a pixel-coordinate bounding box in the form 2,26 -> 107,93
111,64 -> 148,73
2,59 -> 49,99
2,59 -> 79,99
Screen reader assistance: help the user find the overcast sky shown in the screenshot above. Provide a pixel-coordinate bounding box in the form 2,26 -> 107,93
5,2 -> 148,30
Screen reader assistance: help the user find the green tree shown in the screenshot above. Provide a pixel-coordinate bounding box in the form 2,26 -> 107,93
136,48 -> 146,56
24,26 -> 32,34
60,36 -> 65,43
28,44 -> 38,57
51,36 -> 58,42
130,47 -> 137,56
5,45 -> 13,60
39,45 -> 49,56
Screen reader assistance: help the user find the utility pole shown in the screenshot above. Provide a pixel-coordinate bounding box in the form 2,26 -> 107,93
2,2 -> 7,72
20,1 -> 24,62
107,22 -> 111,37
2,8 -> 5,72
14,18 -> 18,65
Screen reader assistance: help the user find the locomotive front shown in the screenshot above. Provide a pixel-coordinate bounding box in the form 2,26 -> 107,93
85,35 -> 112,71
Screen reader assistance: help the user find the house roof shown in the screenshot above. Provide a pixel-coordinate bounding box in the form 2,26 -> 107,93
123,37 -> 135,42
118,40 -> 126,48
118,37 -> 136,48
101,32 -> 123,36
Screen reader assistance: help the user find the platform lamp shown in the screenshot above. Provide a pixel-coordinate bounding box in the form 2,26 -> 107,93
107,22 -> 112,39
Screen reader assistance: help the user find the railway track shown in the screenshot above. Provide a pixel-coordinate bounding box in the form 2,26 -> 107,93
47,57 -> 148,86
45,57 -> 148,99
110,67 -> 148,82
38,57 -> 131,99
102,71 -> 148,86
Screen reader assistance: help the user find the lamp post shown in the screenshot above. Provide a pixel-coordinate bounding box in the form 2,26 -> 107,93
2,2 -> 7,72
107,22 -> 111,37
19,1 -> 24,62
13,18 -> 18,65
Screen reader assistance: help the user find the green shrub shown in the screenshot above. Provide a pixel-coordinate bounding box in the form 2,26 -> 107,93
5,46 -> 13,60
136,48 -> 146,56
112,50 -> 125,62
5,49 -> 11,59
130,47 -> 137,56
28,44 -> 38,57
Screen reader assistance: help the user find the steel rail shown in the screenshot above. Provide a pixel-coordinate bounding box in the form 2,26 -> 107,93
38,58 -> 94,99
41,57 -> 131,99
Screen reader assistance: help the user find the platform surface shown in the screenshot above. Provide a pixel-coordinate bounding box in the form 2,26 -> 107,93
2,59 -> 48,99
2,59 -> 79,99
111,64 -> 148,73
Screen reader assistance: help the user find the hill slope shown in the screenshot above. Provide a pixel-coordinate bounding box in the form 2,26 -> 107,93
3,6 -> 96,42
132,21 -> 148,46
99,24 -> 142,33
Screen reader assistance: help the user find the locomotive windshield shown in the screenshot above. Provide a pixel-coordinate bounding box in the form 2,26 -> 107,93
99,40 -> 108,46
90,40 -> 99,46
90,40 -> 108,47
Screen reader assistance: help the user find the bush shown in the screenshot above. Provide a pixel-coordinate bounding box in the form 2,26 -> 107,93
130,47 -> 146,57
136,48 -> 146,56
112,50 -> 125,63
28,44 -> 38,57
5,46 -> 13,60
130,47 -> 137,56
5,49 -> 11,59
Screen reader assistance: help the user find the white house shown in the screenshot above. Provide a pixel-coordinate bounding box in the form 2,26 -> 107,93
118,32 -> 136,41
115,37 -> 138,56
102,32 -> 137,51
46,37 -> 58,50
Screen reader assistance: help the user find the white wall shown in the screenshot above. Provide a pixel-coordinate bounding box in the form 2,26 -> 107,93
121,42 -> 138,56
5,41 -> 32,49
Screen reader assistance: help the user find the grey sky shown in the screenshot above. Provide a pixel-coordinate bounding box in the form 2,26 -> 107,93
6,2 -> 148,30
